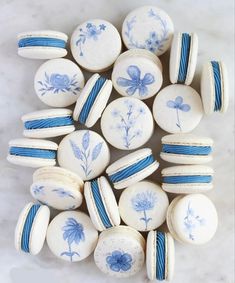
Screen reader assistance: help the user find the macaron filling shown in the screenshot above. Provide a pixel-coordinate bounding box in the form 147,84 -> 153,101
79,76 -> 106,124
18,37 -> 66,48
177,33 -> 191,83
211,61 -> 222,111
156,231 -> 166,280
163,175 -> 212,184
21,204 -> 41,252
108,154 -> 155,183
91,179 -> 112,228
162,144 -> 212,155
9,146 -> 56,159
24,116 -> 73,130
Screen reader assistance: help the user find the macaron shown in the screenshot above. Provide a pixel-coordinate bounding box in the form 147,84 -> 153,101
73,74 -> 112,127
161,134 -> 213,164
106,148 -> 159,189
170,32 -> 198,85
17,30 -> 68,59
34,58 -> 85,107
94,226 -> 145,278
153,85 -> 203,133
146,231 -> 175,281
84,176 -> 120,231
167,194 -> 218,245
7,138 -> 58,167
111,49 -> 163,100
119,181 -> 169,231
15,202 -> 50,255
31,166 -> 84,210
22,109 -> 75,138
46,211 -> 98,262
58,130 -> 110,181
71,19 -> 122,72
201,61 -> 229,114
161,165 -> 214,194
122,6 -> 174,56
101,97 -> 154,150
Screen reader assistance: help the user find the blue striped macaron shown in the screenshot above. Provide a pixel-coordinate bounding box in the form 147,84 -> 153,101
161,134 -> 213,164
106,148 -> 159,190
15,202 -> 50,255
7,138 -> 58,168
84,176 -> 120,231
146,231 -> 175,281
73,73 -> 112,128
17,30 -> 68,59
22,109 -> 75,138
161,165 -> 214,194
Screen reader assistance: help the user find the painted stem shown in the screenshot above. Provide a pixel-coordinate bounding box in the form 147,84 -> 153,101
176,108 -> 182,131
143,210 -> 148,230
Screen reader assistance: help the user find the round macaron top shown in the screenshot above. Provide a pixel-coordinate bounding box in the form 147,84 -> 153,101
122,6 -> 174,56
17,30 -> 68,41
153,84 -> 203,133
8,138 -> 58,150
71,19 -> 122,72
167,194 -> 218,245
46,210 -> 98,262
101,97 -> 154,150
112,49 -> 163,100
34,58 -> 85,107
119,181 -> 169,231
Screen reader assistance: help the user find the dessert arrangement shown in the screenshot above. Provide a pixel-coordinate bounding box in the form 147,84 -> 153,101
8,5 -> 229,281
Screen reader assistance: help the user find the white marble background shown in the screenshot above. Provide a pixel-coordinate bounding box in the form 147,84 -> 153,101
0,0 -> 234,282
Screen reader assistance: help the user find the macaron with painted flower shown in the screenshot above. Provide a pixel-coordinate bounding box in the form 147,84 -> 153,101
201,60 -> 229,114
73,74 -> 112,127
34,58 -> 85,107
17,30 -> 68,59
111,49 -> 163,100
30,166 -> 84,210
166,194 -> 218,245
94,226 -> 145,278
15,202 -> 50,255
71,19 -> 122,72
7,138 -> 58,167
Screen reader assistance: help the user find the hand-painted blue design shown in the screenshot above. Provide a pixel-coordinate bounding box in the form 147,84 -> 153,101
37,73 -> 81,96
106,250 -> 133,272
211,61 -> 222,111
131,191 -> 157,230
178,33 -> 191,83
111,99 -> 146,148
76,23 -> 106,56
60,217 -> 85,262
69,131 -> 103,177
156,231 -> 166,280
9,147 -> 56,159
32,185 -> 45,195
52,188 -> 75,199
18,37 -> 66,48
117,65 -> 155,97
167,96 -> 191,131
162,144 -> 212,156
184,202 -> 205,241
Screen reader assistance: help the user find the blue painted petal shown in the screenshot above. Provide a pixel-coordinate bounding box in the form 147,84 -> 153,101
142,73 -> 155,85
127,65 -> 141,80
139,85 -> 148,97
121,262 -> 132,271
122,253 -> 132,263
91,142 -> 103,161
175,96 -> 183,105
116,77 -> 135,87
126,86 -> 137,96
110,263 -> 121,272
167,100 -> 176,108
180,104 -> 191,112
82,131 -> 90,150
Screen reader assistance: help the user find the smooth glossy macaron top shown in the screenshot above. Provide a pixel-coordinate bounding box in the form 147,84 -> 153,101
71,19 -> 122,72
167,194 -> 218,245
122,6 -> 174,56
17,30 -> 68,59
112,49 -> 163,100
31,166 -> 84,210
73,73 -> 112,128
34,58 -> 85,107
94,226 -> 145,278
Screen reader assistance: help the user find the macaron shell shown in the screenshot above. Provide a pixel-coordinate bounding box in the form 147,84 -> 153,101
7,155 -> 56,168
146,230 -> 156,280
166,233 -> 175,281
23,125 -> 75,139
201,62 -> 214,114
169,32 -> 182,84
220,61 -> 229,113
160,152 -> 212,165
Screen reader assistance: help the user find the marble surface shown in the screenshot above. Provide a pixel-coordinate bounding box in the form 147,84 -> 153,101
0,0 -> 234,282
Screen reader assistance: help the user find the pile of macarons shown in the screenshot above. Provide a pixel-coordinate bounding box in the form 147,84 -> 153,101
9,5 -> 229,281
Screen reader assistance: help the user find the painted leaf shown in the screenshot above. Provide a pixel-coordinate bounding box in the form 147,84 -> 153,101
69,140 -> 83,160
82,131 -> 90,150
92,142 -> 103,161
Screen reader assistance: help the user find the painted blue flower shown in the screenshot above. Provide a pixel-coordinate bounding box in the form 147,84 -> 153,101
50,74 -> 70,89
106,250 -> 132,272
52,188 -> 75,199
32,185 -> 44,195
117,65 -> 155,97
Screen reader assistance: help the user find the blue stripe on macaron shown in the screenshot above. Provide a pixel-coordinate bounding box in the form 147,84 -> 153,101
24,116 -> 73,130
162,144 -> 212,155
108,155 -> 155,184
177,33 -> 191,83
211,61 -> 222,111
9,147 -> 56,159
91,179 -> 112,229
163,175 -> 212,184
21,204 -> 41,253
18,37 -> 66,48
79,76 -> 106,124
156,231 -> 165,281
